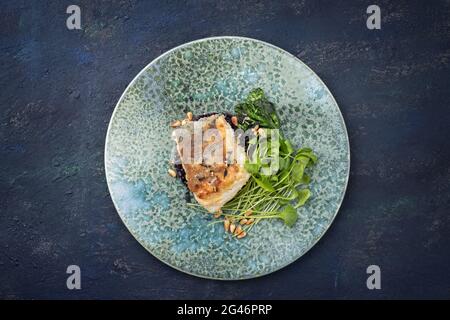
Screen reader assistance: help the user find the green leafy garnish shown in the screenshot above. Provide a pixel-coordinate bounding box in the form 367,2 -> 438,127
235,88 -> 281,130
253,176 -> 276,192
277,205 -> 298,227
280,138 -> 294,155
295,148 -> 318,164
244,162 -> 260,175
295,189 -> 311,208
291,156 -> 310,183
193,89 -> 318,236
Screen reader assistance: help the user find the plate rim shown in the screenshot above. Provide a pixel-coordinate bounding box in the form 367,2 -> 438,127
104,36 -> 350,280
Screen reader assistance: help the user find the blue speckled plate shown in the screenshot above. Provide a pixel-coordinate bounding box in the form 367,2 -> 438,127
105,36 -> 349,280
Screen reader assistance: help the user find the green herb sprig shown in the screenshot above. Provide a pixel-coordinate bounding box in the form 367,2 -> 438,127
190,88 -> 318,237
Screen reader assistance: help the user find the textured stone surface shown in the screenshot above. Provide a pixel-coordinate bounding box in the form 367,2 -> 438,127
1,0 -> 449,298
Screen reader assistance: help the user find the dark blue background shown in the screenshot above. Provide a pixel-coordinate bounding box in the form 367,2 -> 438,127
1,0 -> 449,299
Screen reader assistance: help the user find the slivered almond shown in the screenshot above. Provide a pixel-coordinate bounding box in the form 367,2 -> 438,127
229,223 -> 236,234
231,116 -> 238,126
186,111 -> 193,121
246,218 -> 254,225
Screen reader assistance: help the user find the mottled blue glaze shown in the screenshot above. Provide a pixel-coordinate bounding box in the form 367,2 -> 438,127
105,37 -> 350,279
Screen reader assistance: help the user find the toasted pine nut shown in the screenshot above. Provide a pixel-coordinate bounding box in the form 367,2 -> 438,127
170,120 -> 181,127
186,112 -> 193,121
229,223 -> 236,234
240,218 -> 248,225
168,169 -> 177,177
224,219 -> 230,232
246,218 -> 254,225
244,209 -> 253,217
214,209 -> 222,218
237,231 -> 247,239
234,225 -> 243,236
231,116 -> 238,126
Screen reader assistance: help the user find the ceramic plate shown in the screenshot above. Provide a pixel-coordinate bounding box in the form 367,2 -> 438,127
105,36 -> 349,280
